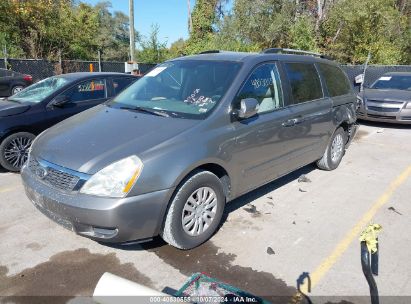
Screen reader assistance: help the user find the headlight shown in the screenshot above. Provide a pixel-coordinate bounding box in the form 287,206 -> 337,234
406,102 -> 411,109
80,155 -> 143,198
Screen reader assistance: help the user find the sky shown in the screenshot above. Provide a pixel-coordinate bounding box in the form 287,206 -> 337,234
84,0 -> 193,47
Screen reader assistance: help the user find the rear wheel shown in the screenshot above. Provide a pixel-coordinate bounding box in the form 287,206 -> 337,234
317,127 -> 347,171
11,85 -> 24,95
0,132 -> 35,172
161,171 -> 225,249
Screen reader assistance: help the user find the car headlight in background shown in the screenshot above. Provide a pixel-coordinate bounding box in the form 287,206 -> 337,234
80,155 -> 143,198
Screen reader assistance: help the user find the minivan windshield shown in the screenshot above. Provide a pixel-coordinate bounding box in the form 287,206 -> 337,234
110,60 -> 242,119
371,75 -> 411,91
10,76 -> 70,103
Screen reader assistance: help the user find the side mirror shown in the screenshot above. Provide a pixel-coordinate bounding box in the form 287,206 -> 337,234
235,98 -> 259,119
50,95 -> 69,107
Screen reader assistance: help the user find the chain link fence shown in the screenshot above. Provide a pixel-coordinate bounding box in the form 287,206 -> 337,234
0,58 -> 156,82
1,58 -> 410,89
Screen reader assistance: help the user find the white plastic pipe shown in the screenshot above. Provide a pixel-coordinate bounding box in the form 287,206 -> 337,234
93,272 -> 168,304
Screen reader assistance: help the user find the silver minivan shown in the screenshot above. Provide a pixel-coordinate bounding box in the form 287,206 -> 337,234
22,50 -> 358,249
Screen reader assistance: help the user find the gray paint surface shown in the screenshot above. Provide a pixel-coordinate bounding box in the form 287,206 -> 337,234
22,52 -> 358,243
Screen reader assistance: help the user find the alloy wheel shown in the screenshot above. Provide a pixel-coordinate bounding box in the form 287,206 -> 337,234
331,133 -> 344,163
4,136 -> 33,169
181,187 -> 218,236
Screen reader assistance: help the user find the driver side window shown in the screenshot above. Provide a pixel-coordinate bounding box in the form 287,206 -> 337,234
236,63 -> 283,114
64,79 -> 106,103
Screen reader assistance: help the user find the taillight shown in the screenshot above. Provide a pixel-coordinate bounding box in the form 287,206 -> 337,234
23,75 -> 32,82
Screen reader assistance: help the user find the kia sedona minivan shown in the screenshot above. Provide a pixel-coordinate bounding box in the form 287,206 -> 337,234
22,49 -> 358,249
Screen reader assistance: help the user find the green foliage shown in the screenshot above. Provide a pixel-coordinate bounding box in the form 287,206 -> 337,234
184,0 -> 410,64
0,0 -> 137,61
321,0 -> 409,64
137,24 -> 168,64
289,16 -> 319,52
94,1 -> 138,61
1,0 -> 409,64
168,38 -> 186,59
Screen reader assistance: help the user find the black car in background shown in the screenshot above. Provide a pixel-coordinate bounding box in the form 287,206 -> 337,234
0,68 -> 33,97
357,72 -> 411,124
0,72 -> 139,171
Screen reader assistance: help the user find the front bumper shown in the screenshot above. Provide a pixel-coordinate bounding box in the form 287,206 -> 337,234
21,164 -> 174,243
357,106 -> 411,124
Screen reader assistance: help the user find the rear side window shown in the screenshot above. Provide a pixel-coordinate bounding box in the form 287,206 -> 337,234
318,63 -> 351,96
236,63 -> 283,114
113,77 -> 136,95
284,63 -> 323,104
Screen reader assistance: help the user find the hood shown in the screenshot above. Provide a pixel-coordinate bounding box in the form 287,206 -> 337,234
32,105 -> 198,174
359,88 -> 411,102
0,99 -> 31,117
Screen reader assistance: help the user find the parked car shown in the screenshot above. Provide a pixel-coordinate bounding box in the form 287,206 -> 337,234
357,72 -> 411,124
22,49 -> 358,249
0,72 -> 139,171
0,68 -> 33,97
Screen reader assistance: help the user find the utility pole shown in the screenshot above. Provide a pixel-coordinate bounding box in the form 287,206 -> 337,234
129,0 -> 136,62
187,0 -> 193,33
3,44 -> 8,69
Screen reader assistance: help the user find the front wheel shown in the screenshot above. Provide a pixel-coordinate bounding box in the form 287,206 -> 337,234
0,132 -> 35,172
316,127 -> 347,171
161,171 -> 225,249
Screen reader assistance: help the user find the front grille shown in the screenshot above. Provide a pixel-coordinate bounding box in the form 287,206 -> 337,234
367,106 -> 399,113
28,158 -> 80,192
367,114 -> 396,120
366,99 -> 404,113
367,99 -> 403,105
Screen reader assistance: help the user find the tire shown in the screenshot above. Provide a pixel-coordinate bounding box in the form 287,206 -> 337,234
11,85 -> 24,95
0,132 -> 35,172
316,127 -> 347,171
161,171 -> 226,249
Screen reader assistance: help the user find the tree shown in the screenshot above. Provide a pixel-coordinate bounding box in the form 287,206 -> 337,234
321,0 -> 409,64
185,0 -> 228,54
94,1 -> 139,61
168,38 -> 186,59
289,16 -> 318,51
137,24 -> 168,63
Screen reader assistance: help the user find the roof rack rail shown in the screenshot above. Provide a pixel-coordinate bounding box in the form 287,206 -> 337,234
261,48 -> 332,60
199,50 -> 221,54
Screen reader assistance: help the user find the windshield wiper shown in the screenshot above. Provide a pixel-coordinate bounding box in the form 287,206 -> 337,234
119,106 -> 169,117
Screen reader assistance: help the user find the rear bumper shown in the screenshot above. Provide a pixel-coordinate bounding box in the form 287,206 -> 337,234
21,164 -> 174,243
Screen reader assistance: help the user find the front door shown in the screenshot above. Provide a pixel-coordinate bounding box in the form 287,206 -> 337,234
45,78 -> 108,128
229,62 -> 299,194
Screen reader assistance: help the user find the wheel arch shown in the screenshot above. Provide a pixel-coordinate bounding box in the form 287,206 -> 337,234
156,161 -> 231,238
174,162 -> 232,201
0,128 -> 36,144
332,103 -> 358,143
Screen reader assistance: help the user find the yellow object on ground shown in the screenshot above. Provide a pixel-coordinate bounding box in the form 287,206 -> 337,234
359,224 -> 383,253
